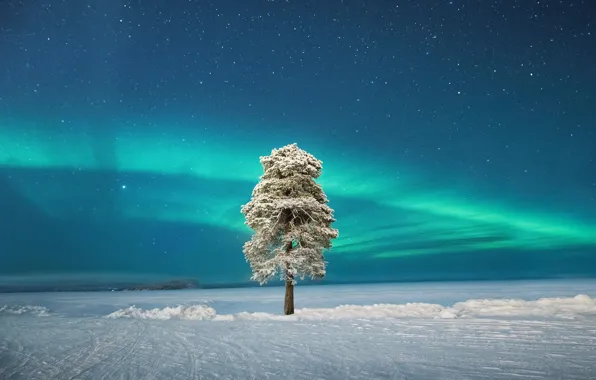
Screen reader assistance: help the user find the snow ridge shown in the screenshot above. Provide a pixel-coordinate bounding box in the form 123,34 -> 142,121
104,294 -> 596,321
0,305 -> 50,316
105,304 -> 216,320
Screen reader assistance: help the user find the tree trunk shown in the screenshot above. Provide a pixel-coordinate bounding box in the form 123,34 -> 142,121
284,277 -> 294,315
283,235 -> 295,315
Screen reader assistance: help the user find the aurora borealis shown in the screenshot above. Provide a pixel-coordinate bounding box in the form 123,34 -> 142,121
0,0 -> 595,285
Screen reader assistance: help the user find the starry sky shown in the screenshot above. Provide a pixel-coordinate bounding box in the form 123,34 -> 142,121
0,0 -> 595,286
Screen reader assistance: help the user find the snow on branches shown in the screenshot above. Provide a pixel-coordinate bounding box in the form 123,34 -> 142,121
241,143 -> 339,285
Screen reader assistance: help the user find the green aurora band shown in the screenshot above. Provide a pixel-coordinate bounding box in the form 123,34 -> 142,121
1,121 -> 595,261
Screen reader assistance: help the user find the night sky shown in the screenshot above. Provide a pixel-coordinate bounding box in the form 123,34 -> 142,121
0,0 -> 595,286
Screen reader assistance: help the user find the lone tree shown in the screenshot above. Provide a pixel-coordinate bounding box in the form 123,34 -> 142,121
241,143 -> 339,315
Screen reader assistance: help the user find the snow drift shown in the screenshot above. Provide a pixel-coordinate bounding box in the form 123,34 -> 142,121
0,305 -> 50,316
103,294 -> 596,321
105,304 -> 217,320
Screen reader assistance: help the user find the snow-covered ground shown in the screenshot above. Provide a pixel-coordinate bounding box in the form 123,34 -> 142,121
1,280 -> 596,379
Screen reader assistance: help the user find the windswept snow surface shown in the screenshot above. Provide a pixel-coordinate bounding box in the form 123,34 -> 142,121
1,280 -> 596,379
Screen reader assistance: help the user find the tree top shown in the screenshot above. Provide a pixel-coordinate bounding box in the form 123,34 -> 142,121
259,143 -> 323,180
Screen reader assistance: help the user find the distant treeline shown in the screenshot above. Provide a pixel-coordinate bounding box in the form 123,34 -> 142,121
0,275 -> 588,293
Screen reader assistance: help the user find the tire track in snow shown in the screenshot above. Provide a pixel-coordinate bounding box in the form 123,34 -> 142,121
66,320 -> 144,380
98,320 -> 146,380
173,330 -> 198,380
51,326 -> 99,380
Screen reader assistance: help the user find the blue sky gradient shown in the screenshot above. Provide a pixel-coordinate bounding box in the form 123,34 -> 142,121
0,0 -> 595,285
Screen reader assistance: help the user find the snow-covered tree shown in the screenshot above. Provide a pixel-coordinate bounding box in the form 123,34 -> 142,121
241,143 -> 339,315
